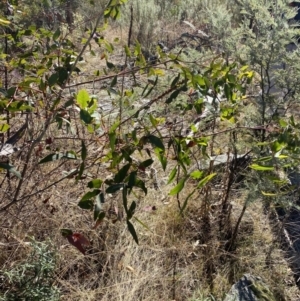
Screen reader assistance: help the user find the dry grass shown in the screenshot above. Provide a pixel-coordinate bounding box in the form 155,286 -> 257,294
1,15 -> 300,301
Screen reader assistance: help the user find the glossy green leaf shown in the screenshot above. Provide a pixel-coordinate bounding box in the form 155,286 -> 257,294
147,135 -> 165,151
122,184 -> 128,212
0,163 -> 21,178
109,132 -> 116,152
80,189 -> 101,202
95,211 -> 105,222
77,89 -> 89,109
110,76 -> 117,87
169,177 -> 187,196
127,220 -> 139,244
224,83 -> 232,101
149,114 -> 159,127
81,140 -> 87,161
124,45 -> 131,57
60,228 -> 73,237
171,73 -> 181,87
190,170 -> 204,180
114,163 -> 131,183
0,123 -> 10,133
250,164 -> 274,171
167,166 -> 178,184
78,199 -> 94,210
110,120 -> 120,132
128,171 -> 137,188
57,67 -> 68,85
106,183 -> 124,193
94,192 -> 105,220
143,76 -> 158,97
138,159 -> 154,169
48,73 -> 59,86
197,173 -> 216,188
106,61 -> 115,69
165,85 -> 187,104
127,201 -> 136,220
165,88 -> 181,104
156,149 -> 167,171
53,28 -> 61,40
133,178 -> 147,194
76,162 -> 85,180
88,179 -> 103,188
38,152 -> 77,164
80,109 -> 93,124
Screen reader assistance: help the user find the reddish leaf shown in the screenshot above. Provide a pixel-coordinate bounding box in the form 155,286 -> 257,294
92,219 -> 103,230
186,141 -> 196,148
42,197 -> 51,204
138,166 -> 146,172
45,137 -> 53,144
66,232 -> 90,255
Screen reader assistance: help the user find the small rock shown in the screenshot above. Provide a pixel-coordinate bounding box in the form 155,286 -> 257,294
223,274 -> 276,301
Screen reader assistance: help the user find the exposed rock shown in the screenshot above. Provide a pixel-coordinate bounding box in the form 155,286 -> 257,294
188,153 -> 251,174
223,274 -> 276,301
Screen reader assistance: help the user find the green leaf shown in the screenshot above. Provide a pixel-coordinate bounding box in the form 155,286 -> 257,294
110,75 -> 117,87
133,178 -> 147,194
138,159 -> 154,169
80,109 -> 93,124
171,73 -> 181,87
94,192 -> 105,220
127,220 -> 139,244
127,201 -> 136,220
197,173 -> 216,188
0,18 -> 10,25
110,120 -> 120,132
76,162 -> 85,180
61,228 -> 73,237
143,76 -> 158,97
77,89 -> 90,109
165,88 -> 181,104
0,123 -> 10,133
261,191 -> 277,196
224,83 -> 232,101
57,68 -> 69,85
114,163 -> 131,183
0,163 -> 21,179
38,152 -> 77,164
48,73 -> 59,86
128,171 -> 137,188
156,149 -> 167,171
95,211 -> 105,222
124,45 -> 131,57
165,85 -> 187,104
81,140 -> 87,161
190,170 -> 204,180
149,114 -> 159,127
250,164 -> 274,171
109,132 -> 116,152
106,61 -> 115,69
167,166 -> 178,184
78,199 -> 94,210
65,151 -> 77,159
80,189 -> 101,201
147,135 -> 165,151
106,184 -> 124,193
53,28 -> 61,40
169,177 -> 187,196
88,179 -> 103,188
